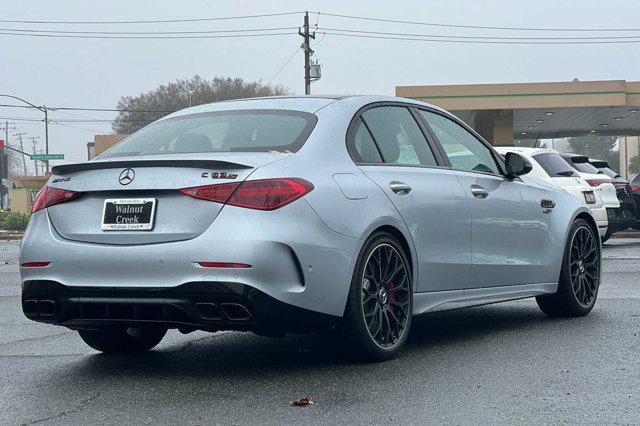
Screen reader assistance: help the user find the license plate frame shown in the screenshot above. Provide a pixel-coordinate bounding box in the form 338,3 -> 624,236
101,198 -> 157,231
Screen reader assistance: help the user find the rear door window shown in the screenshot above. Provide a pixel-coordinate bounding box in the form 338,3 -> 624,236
360,106 -> 438,166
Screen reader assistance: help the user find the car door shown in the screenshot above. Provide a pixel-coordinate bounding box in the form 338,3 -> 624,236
417,109 -> 543,288
349,104 -> 472,292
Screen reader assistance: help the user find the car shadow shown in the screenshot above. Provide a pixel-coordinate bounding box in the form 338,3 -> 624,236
52,302 -> 581,378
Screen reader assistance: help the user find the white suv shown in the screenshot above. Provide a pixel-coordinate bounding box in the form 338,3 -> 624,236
496,147 -> 608,236
560,153 -> 620,210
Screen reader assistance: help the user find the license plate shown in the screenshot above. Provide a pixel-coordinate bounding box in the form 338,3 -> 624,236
101,198 -> 156,231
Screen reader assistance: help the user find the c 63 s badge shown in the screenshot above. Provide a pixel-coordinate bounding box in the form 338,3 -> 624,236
201,172 -> 238,179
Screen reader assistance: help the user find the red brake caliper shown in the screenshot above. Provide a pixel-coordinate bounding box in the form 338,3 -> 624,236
388,283 -> 395,312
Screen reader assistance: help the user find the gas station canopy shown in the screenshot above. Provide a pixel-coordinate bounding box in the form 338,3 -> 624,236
396,80 -> 640,144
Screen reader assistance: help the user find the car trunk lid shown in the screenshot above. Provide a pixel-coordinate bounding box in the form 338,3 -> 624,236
46,152 -> 289,245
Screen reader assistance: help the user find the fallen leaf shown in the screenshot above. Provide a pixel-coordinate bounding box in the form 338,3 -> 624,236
290,395 -> 314,406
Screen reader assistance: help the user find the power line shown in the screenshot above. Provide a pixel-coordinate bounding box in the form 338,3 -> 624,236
0,11 -> 304,25
319,27 -> 640,41
0,26 -> 298,35
0,30 -> 295,40
267,47 -> 301,85
0,103 -> 173,113
316,11 -> 640,32
323,31 -> 640,45
0,117 -> 153,123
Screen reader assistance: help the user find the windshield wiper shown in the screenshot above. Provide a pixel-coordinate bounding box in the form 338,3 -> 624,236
556,171 -> 575,177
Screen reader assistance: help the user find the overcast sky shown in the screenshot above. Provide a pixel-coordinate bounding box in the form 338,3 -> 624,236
1,0 -> 639,169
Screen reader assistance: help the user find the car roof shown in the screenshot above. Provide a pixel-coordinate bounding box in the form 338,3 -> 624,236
494,146 -> 558,156
159,95 -> 446,120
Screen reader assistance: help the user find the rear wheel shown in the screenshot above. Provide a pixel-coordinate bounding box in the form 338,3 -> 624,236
78,326 -> 167,353
536,219 -> 601,317
339,232 -> 412,362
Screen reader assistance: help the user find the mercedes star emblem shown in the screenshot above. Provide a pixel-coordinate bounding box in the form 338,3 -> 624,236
118,168 -> 135,185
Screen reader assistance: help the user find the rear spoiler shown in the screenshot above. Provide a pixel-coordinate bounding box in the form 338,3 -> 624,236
52,159 -> 252,175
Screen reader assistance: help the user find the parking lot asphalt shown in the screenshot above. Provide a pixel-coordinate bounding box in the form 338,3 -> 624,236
1,239 -> 639,425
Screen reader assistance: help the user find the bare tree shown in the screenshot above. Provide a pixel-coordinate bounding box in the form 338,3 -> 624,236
112,76 -> 290,134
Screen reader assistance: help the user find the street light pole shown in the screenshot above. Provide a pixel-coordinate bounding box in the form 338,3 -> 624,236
0,94 -> 51,174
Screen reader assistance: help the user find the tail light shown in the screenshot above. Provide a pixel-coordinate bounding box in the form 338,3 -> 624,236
612,182 -> 627,188
197,262 -> 252,268
585,179 -> 609,187
32,186 -> 80,213
583,191 -> 597,205
181,178 -> 314,211
630,186 -> 639,193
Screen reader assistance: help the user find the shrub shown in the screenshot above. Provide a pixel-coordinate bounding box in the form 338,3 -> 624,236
1,212 -> 30,231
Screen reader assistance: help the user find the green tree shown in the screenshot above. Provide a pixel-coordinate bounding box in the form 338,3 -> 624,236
568,135 -> 620,172
112,76 -> 290,134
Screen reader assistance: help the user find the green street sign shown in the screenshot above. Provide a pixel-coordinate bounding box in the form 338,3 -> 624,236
29,153 -> 64,161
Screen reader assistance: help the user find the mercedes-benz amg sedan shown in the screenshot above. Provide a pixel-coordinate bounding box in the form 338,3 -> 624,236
20,96 -> 602,361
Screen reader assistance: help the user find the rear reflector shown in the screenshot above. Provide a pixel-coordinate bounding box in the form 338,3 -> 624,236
32,186 -> 80,213
197,262 -> 252,268
181,178 -> 314,211
583,191 -> 597,205
21,262 -> 51,268
585,179 -> 609,187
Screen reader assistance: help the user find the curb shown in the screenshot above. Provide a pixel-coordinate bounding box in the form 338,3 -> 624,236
613,231 -> 640,238
0,232 -> 24,241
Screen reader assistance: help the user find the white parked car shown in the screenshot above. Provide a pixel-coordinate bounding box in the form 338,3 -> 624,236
560,153 -> 620,210
496,147 -> 608,236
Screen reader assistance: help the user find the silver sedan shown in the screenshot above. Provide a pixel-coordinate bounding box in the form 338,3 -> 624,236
20,95 -> 601,361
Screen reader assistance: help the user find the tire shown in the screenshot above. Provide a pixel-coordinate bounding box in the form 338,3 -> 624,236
78,326 -> 167,353
536,219 -> 601,317
339,231 -> 413,362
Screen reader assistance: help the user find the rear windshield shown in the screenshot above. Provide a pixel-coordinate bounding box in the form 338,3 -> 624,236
533,153 -> 575,176
597,167 -> 619,179
100,110 -> 317,158
571,161 -> 600,174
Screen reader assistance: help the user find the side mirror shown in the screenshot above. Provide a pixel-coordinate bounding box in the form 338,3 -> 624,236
504,152 -> 532,179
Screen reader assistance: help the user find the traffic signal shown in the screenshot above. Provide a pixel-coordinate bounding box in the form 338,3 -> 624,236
0,154 -> 7,180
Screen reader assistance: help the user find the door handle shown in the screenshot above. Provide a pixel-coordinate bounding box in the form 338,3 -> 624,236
389,181 -> 412,195
470,185 -> 489,199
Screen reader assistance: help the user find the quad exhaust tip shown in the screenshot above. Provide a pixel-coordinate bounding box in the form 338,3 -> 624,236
22,299 -> 56,317
220,303 -> 252,321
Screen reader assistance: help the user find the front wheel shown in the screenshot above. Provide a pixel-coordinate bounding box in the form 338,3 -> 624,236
78,326 -> 167,353
339,232 -> 413,362
536,219 -> 601,317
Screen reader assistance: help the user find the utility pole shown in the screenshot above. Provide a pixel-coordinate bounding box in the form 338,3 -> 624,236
29,136 -> 40,176
299,11 -> 315,95
13,132 -> 28,176
43,106 -> 49,174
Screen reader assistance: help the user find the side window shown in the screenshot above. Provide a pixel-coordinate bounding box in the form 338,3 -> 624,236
360,106 -> 437,166
418,110 -> 500,175
352,118 -> 383,163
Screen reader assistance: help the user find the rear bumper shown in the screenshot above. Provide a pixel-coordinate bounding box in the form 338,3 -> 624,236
20,200 -> 362,318
22,280 -> 338,333
588,206 -> 608,236
606,206 -> 638,233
